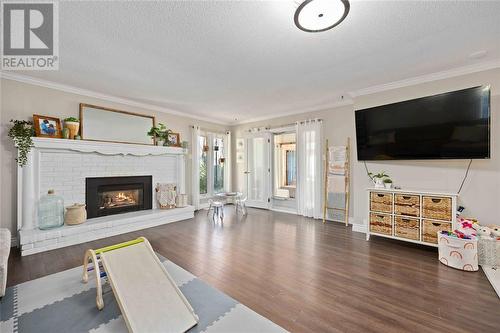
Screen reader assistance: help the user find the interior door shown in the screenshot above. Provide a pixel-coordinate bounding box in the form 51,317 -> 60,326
244,134 -> 271,208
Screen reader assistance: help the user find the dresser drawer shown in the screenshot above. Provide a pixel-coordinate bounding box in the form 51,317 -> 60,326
422,196 -> 452,221
370,192 -> 393,213
422,220 -> 452,244
394,194 -> 420,217
370,213 -> 392,235
394,216 -> 420,241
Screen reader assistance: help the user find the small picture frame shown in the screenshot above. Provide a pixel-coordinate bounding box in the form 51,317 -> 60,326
167,132 -> 181,147
33,115 -> 62,138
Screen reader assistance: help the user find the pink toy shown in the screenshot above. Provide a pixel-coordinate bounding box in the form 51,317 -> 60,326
456,218 -> 477,237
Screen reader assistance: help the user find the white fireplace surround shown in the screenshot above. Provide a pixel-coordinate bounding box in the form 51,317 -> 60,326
17,138 -> 194,255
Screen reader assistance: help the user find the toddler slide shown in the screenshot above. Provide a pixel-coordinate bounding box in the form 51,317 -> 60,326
82,237 -> 198,333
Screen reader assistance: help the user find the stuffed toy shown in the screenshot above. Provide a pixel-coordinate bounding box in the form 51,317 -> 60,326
474,225 -> 493,239
491,226 -> 500,240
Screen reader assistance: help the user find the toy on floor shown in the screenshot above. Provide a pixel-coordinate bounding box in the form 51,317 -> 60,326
82,237 -> 199,333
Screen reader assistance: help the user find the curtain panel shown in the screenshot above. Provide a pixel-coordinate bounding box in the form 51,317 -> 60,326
296,120 -> 323,219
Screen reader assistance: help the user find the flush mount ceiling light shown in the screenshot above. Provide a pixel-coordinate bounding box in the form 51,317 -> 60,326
294,0 -> 350,33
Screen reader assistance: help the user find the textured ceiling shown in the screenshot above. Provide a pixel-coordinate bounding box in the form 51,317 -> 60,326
10,0 -> 500,124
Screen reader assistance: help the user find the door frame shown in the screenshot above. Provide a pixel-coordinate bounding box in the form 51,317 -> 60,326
242,131 -> 272,209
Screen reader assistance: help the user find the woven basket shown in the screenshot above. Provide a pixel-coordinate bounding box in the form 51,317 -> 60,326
370,213 -> 392,235
422,196 -> 452,221
370,192 -> 393,213
395,194 -> 420,217
394,216 -> 419,240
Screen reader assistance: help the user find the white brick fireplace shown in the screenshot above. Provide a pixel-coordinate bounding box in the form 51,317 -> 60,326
17,138 -> 194,255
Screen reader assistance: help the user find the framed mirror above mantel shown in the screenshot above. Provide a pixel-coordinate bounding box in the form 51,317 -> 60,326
79,103 -> 156,145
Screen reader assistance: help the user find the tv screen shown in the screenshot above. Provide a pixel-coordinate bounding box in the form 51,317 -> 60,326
355,86 -> 490,160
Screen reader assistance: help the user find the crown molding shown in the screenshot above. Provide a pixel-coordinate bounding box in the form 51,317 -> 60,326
232,98 -> 354,126
2,58 -> 499,128
0,72 -> 232,125
350,59 -> 500,98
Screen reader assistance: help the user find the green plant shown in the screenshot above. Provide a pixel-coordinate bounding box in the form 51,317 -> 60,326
147,123 -> 167,139
383,178 -> 393,183
64,117 -> 79,122
8,119 -> 35,167
368,171 -> 389,179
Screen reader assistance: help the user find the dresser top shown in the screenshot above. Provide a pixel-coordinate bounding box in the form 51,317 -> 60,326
366,187 -> 458,197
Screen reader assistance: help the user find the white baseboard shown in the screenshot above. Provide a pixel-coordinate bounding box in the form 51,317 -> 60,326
351,223 -> 367,234
270,207 -> 297,214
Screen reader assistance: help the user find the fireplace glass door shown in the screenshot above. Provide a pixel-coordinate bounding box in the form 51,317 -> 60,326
86,176 -> 152,219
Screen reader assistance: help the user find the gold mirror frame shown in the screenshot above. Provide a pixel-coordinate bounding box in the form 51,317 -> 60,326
79,103 -> 156,145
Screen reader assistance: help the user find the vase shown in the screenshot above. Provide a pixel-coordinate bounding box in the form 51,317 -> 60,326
38,189 -> 64,230
62,127 -> 70,139
65,203 -> 87,225
384,182 -> 392,189
374,178 -> 384,188
65,121 -> 80,139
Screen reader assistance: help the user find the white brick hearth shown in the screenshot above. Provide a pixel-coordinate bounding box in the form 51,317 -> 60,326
17,138 -> 194,255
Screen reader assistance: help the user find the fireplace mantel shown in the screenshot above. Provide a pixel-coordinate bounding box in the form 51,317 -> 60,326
17,138 -> 191,255
30,137 -> 187,156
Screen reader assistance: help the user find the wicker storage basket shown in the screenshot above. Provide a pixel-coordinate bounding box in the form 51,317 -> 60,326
422,196 -> 452,221
370,192 -> 393,213
370,213 -> 392,235
394,194 -> 420,217
394,216 -> 420,240
423,220 -> 452,244
438,234 -> 478,271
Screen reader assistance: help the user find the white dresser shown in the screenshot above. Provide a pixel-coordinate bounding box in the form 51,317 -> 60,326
366,188 -> 458,247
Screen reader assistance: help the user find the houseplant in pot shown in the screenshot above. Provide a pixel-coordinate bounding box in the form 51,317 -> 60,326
383,178 -> 393,189
369,171 -> 389,188
64,117 -> 80,139
8,119 -> 35,167
147,123 -> 168,146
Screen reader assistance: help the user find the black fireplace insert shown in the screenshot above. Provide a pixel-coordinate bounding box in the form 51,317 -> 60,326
86,176 -> 152,218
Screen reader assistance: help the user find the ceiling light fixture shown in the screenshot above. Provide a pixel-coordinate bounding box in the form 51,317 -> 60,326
294,0 -> 350,33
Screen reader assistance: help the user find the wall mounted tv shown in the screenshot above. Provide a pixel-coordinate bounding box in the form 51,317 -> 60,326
355,86 -> 490,160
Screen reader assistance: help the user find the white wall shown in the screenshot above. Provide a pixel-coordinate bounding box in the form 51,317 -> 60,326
232,68 -> 500,228
0,78 -> 227,234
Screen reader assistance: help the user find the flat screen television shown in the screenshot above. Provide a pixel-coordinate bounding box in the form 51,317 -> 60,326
355,86 -> 490,160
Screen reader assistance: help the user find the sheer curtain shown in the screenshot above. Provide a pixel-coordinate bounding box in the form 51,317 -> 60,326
191,125 -> 201,210
224,131 -> 232,193
296,120 -> 323,219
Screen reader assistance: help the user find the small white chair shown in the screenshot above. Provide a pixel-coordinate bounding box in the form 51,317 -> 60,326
235,196 -> 248,216
207,199 -> 224,220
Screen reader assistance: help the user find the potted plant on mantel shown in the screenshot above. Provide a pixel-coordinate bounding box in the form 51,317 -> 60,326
368,171 -> 390,188
64,117 -> 80,139
383,178 -> 393,189
147,123 -> 172,146
8,119 -> 35,167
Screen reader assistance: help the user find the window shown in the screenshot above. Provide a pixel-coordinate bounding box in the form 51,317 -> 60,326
199,132 -> 226,197
273,132 -> 296,199
199,136 -> 208,195
213,137 -> 224,193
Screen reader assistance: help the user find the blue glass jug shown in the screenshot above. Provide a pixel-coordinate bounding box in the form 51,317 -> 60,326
38,189 -> 64,230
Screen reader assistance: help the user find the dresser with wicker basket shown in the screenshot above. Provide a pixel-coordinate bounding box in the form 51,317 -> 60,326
366,188 -> 458,247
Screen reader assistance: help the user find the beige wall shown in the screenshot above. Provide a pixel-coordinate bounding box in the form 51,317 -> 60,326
0,78 -> 227,234
233,68 -> 500,228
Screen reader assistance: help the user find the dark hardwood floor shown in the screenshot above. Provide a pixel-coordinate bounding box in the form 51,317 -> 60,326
7,208 -> 500,332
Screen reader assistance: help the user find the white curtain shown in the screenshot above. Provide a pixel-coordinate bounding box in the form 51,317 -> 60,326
296,120 -> 323,219
224,131 -> 232,192
191,125 -> 201,210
